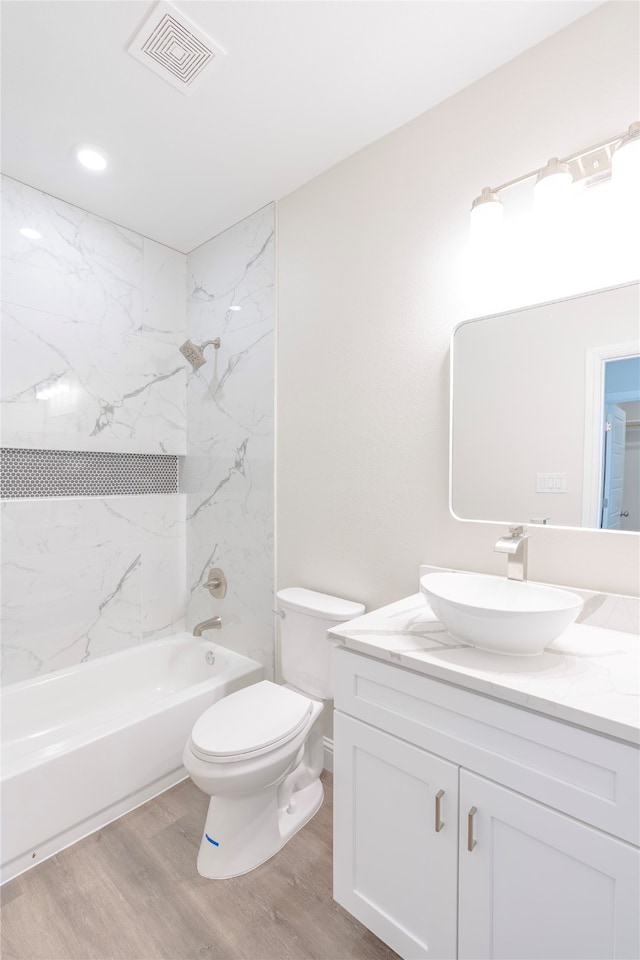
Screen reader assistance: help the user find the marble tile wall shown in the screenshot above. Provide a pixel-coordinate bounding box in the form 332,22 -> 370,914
1,177 -> 189,685
1,181 -> 275,685
1,495 -> 186,684
1,176 -> 187,455
183,205 -> 275,676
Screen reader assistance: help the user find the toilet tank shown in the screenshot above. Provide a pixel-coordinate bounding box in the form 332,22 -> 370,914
276,588 -> 365,699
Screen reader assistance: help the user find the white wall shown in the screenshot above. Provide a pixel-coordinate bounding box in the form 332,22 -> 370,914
277,1 -> 640,608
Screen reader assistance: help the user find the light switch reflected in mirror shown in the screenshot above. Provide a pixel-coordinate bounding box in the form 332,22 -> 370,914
450,281 -> 640,533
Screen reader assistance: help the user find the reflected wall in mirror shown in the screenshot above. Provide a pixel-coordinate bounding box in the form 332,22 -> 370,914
451,282 -> 640,532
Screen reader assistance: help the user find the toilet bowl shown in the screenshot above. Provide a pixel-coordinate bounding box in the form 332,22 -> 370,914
183,588 -> 365,879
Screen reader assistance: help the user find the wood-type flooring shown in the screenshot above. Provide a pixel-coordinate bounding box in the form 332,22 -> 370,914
1,772 -> 399,960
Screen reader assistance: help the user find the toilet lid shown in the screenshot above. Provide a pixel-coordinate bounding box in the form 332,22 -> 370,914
190,680 -> 314,762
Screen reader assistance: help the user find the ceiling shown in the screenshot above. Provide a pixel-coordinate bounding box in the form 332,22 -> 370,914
1,0 -> 603,253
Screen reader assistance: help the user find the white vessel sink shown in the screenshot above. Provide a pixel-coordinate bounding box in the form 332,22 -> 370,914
420,573 -> 583,656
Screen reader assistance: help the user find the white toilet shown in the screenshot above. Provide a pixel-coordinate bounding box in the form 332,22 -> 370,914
183,587 -> 364,879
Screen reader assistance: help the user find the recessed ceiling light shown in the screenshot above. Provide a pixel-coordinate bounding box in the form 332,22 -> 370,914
20,227 -> 42,240
75,145 -> 108,171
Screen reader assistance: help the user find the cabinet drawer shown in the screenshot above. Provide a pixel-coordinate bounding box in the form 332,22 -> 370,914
335,648 -> 639,845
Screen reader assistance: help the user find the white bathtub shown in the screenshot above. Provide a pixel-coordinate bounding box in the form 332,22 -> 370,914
0,635 -> 263,884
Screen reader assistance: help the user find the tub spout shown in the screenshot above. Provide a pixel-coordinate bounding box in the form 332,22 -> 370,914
193,617 -> 222,636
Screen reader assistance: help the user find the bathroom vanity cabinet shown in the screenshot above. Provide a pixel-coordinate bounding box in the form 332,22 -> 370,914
333,647 -> 640,960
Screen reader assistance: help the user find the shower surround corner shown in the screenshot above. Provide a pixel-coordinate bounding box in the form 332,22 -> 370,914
183,204 -> 275,677
1,180 -> 275,687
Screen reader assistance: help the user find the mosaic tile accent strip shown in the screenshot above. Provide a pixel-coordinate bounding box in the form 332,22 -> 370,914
1,447 -> 178,499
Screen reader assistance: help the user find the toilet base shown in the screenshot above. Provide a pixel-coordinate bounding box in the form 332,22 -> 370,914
196,777 -> 324,879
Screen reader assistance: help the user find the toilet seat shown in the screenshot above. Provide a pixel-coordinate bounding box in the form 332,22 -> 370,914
189,680 -> 314,763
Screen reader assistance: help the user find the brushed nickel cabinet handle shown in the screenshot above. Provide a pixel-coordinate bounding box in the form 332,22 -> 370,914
435,789 -> 444,832
467,806 -> 478,851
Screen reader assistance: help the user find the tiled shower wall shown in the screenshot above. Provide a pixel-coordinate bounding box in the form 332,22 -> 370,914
0,176 -> 187,684
183,205 -> 275,677
1,497 -> 185,682
1,180 -> 276,685
1,177 -> 186,455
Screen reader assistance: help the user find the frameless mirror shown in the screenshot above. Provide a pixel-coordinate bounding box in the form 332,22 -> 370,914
451,281 -> 640,532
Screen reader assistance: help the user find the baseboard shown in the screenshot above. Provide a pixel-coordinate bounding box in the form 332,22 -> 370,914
323,736 -> 333,773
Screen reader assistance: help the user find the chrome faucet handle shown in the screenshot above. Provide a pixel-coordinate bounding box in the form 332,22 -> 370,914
495,525 -> 528,552
495,525 -> 529,581
203,568 -> 227,599
507,525 -> 528,538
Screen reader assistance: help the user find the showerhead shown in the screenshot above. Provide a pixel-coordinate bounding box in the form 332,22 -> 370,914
179,337 -> 221,370
179,339 -> 206,369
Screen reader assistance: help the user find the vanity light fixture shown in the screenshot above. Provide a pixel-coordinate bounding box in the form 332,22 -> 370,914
470,187 -> 503,241
75,144 -> 108,171
19,228 -> 42,240
470,121 -> 639,235
612,122 -> 640,192
533,157 -> 573,207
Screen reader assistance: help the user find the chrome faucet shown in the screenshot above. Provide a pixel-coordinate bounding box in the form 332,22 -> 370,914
193,616 -> 222,637
495,525 -> 530,581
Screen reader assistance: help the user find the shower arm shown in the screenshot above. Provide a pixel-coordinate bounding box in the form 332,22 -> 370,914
201,338 -> 221,350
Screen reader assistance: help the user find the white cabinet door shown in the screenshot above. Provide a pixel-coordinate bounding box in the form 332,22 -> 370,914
333,712 -> 459,960
458,770 -> 640,960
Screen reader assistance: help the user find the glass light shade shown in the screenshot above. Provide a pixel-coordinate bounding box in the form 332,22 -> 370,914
470,188 -> 503,243
612,123 -> 640,196
534,159 -> 573,208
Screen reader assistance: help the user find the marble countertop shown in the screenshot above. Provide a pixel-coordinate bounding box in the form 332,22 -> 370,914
329,592 -> 640,746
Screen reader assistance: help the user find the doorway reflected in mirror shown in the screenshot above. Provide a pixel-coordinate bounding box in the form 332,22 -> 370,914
601,356 -> 640,531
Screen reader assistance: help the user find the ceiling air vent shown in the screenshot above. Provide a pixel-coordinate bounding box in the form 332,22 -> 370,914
128,1 -> 226,94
